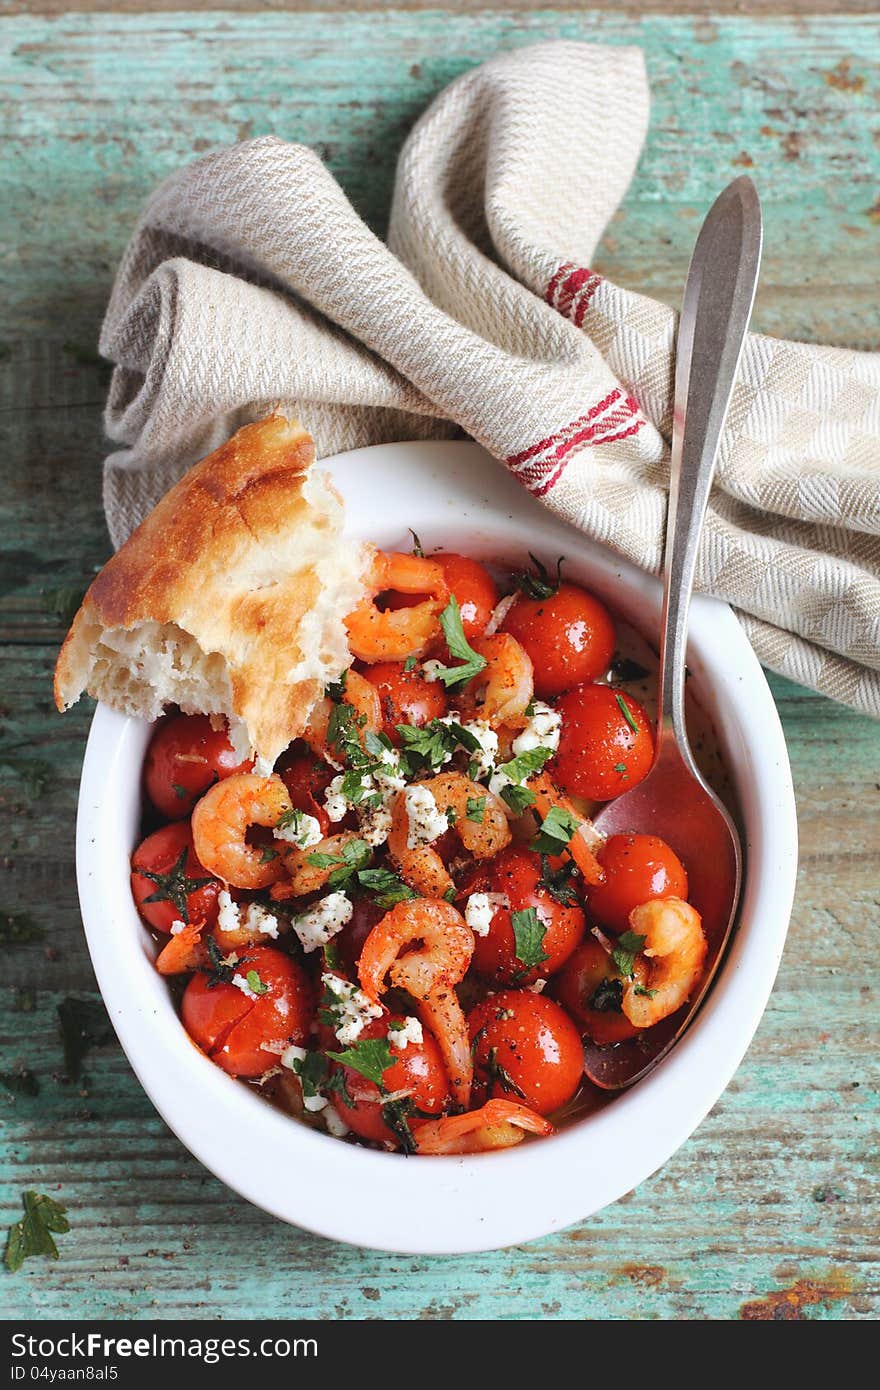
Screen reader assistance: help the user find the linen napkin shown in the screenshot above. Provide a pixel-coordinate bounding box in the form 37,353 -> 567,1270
99,41 -> 880,716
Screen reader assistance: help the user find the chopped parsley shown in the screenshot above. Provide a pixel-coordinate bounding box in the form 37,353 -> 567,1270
615,692 -> 640,735
516,553 -> 564,600
325,669 -> 349,702
326,1037 -> 395,1089
291,1050 -> 329,1101
611,930 -> 647,979
495,746 -> 553,785
171,782 -> 189,802
5,1192 -> 70,1274
530,805 -> 580,855
404,655 -> 418,672
357,867 -> 418,910
537,854 -> 581,907
135,845 -> 214,924
510,907 -> 549,973
588,978 -> 624,1013
430,596 -> 488,689
466,795 -> 486,824
245,969 -> 268,996
259,846 -> 280,863
275,806 -> 304,834
380,1097 -> 420,1154
500,783 -> 536,816
307,838 -> 371,890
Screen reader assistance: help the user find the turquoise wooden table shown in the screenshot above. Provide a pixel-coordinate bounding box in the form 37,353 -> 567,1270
1,6 -> 878,1320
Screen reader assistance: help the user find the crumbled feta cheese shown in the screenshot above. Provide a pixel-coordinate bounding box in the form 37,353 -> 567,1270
421,660 -> 445,682
253,754 -> 275,777
169,919 -> 186,937
231,972 -> 259,1000
261,1039 -> 289,1056
216,889 -> 280,940
293,892 -> 354,953
323,1106 -> 350,1138
527,978 -> 548,994
464,891 -> 510,937
459,719 -> 499,777
373,747 -> 407,796
304,1093 -> 329,1113
357,801 -> 393,848
225,718 -> 252,764
511,700 -> 562,756
280,1044 -> 308,1071
389,1016 -> 424,1051
323,773 -> 351,823
321,973 -> 383,1045
274,810 -> 323,849
405,784 -> 449,849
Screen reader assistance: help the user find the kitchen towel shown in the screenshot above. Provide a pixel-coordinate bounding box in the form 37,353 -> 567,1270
99,41 -> 880,715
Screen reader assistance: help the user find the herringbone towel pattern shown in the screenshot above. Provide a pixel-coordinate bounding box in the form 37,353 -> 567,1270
100,42 -> 880,715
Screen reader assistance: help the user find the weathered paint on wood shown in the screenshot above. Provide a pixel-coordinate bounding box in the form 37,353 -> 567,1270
0,10 -> 878,1320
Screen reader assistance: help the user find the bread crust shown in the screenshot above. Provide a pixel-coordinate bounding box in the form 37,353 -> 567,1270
54,415 -> 366,765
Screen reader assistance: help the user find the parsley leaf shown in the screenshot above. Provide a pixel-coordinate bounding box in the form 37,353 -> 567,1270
245,969 -> 268,996
357,868 -> 418,910
327,1038 -> 395,1089
615,692 -> 640,735
57,997 -> 115,1083
588,978 -> 624,1012
403,655 -> 417,672
307,838 -> 371,890
495,746 -> 553,785
395,720 -> 456,772
325,669 -> 349,702
171,782 -> 189,802
275,806 -> 304,833
466,795 -> 486,824
500,783 -> 536,816
5,1192 -> 70,1273
537,854 -> 581,907
530,805 -> 580,855
510,907 -> 549,972
291,1050 -> 329,1100
431,597 -> 488,689
259,846 -> 279,864
516,553 -> 564,600
611,930 -> 647,979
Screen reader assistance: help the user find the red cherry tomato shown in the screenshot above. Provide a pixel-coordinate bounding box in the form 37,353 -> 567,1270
458,847 -> 585,986
501,582 -> 615,698
551,937 -> 639,1044
144,713 -> 253,819
384,553 -> 498,641
131,821 -> 221,934
329,1015 -> 450,1148
588,834 -> 688,935
276,743 -> 335,835
182,946 -> 313,1078
468,991 -> 584,1116
552,684 -> 654,800
359,661 -> 448,744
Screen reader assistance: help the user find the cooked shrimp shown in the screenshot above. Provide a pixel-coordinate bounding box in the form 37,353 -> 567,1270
271,831 -> 365,899
357,898 -> 474,1003
345,551 -> 449,662
155,921 -> 206,976
528,771 -> 605,887
303,669 -> 382,761
417,988 -> 472,1107
191,773 -> 291,890
412,1100 -> 553,1155
387,772 -> 511,898
621,897 -> 707,1028
458,633 -> 534,728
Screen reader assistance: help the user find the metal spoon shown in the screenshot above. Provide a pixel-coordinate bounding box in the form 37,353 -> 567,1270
583,176 -> 763,1090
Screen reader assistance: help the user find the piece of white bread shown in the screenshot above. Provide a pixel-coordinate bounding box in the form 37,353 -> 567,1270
54,414 -> 369,767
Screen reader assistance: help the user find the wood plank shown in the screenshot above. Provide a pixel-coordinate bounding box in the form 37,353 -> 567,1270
1,8 -> 878,1320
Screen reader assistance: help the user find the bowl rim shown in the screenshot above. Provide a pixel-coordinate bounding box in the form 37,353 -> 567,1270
76,439 -> 798,1254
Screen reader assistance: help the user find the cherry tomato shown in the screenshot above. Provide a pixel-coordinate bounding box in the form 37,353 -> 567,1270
551,684 -> 654,800
501,581 -> 615,698
468,991 -> 584,1116
329,1015 -> 450,1148
144,713 -> 253,819
384,552 -> 498,641
182,946 -> 313,1078
588,834 -> 688,935
131,821 -> 221,934
359,661 -> 448,744
333,896 -> 384,977
458,846 -> 585,986
551,937 -> 639,1044
277,743 -> 335,835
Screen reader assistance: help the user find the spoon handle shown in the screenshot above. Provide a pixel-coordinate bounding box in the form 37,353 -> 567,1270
658,176 -> 763,751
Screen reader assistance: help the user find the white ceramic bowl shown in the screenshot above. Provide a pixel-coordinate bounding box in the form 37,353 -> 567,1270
76,441 -> 798,1254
